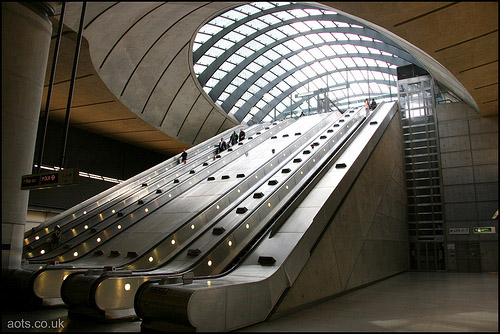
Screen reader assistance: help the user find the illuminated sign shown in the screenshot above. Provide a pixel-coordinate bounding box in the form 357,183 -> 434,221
473,227 -> 496,234
21,168 -> 79,190
449,228 -> 469,235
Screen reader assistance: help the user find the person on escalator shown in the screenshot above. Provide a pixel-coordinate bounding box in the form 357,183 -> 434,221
180,150 -> 188,164
370,98 -> 377,111
230,131 -> 238,146
364,99 -> 370,116
238,129 -> 245,142
216,137 -> 227,155
50,225 -> 62,250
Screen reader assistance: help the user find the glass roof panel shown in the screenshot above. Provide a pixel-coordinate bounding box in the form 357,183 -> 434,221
222,9 -> 248,21
192,1 -> 415,123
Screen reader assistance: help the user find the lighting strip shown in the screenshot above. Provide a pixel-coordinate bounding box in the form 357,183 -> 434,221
33,164 -> 123,184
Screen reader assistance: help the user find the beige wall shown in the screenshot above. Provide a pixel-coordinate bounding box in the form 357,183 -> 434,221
437,102 -> 498,272
273,111 -> 408,316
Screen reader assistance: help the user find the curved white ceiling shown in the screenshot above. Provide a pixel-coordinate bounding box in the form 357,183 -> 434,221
58,1 -> 491,151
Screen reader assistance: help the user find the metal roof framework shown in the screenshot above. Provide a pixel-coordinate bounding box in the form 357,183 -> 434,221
192,1 -> 424,124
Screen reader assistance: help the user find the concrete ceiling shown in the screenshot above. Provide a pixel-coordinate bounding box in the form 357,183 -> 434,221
45,2 -> 497,158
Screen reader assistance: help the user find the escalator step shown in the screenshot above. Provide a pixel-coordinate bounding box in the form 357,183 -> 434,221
213,227 -> 225,235
258,256 -> 276,266
236,207 -> 248,214
187,249 -> 201,256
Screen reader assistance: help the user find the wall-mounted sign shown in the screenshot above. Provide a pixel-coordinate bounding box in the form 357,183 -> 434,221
473,227 -> 496,234
21,168 -> 79,190
449,228 -> 469,235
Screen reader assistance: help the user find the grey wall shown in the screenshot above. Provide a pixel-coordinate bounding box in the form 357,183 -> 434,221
273,111 -> 408,315
29,120 -> 169,210
437,102 -> 498,272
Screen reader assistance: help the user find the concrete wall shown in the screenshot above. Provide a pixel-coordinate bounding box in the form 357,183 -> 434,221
273,111 -> 408,315
437,102 -> 498,272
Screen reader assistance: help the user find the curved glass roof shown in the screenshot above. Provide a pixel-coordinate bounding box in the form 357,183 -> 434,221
192,2 -> 423,125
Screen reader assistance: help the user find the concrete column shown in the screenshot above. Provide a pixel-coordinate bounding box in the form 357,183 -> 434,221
2,2 -> 54,271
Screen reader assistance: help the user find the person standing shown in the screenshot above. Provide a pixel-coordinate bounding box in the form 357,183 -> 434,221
50,225 -> 62,250
230,131 -> 238,146
364,99 -> 370,116
370,98 -> 377,111
180,150 -> 188,164
238,129 -> 245,142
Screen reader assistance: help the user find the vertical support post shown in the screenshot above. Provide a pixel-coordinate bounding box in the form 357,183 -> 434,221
36,2 -> 66,173
347,71 -> 350,109
60,2 -> 86,168
367,69 -> 370,100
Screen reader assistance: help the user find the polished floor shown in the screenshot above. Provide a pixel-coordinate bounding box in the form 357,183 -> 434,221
2,272 -> 497,332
